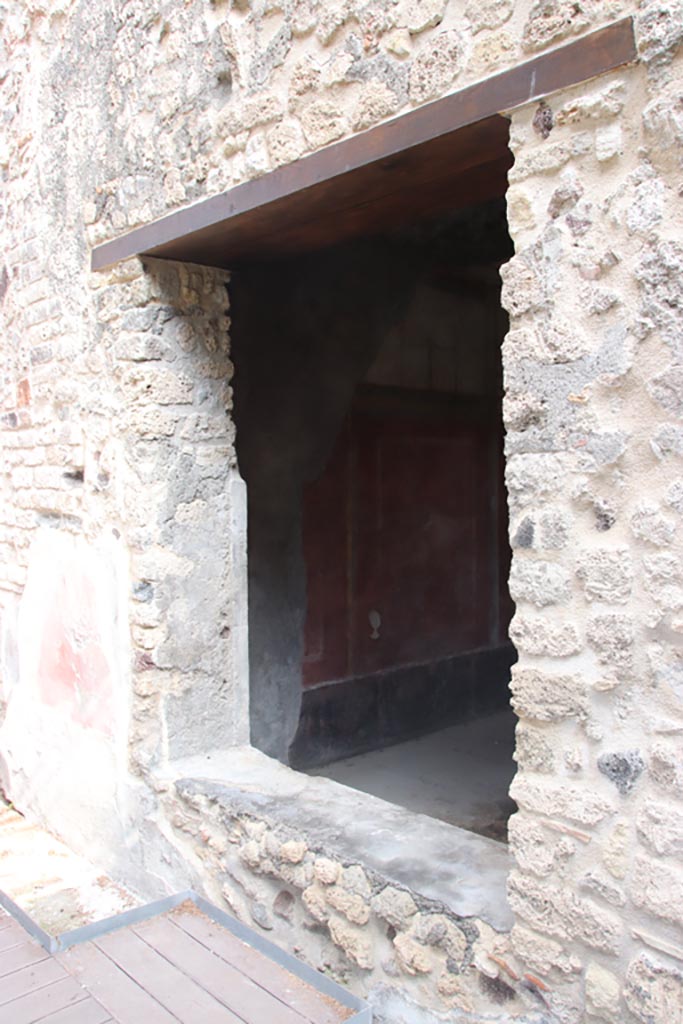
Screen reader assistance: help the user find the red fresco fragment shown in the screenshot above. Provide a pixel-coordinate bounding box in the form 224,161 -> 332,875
17,379 -> 31,408
38,569 -> 114,736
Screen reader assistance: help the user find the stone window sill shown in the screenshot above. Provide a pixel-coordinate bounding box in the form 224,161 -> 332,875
156,744 -> 513,932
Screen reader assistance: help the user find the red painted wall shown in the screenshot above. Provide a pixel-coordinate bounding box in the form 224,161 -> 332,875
303,399 -> 508,688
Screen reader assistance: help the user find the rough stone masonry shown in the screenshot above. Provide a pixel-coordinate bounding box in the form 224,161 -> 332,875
2,0 -> 683,1022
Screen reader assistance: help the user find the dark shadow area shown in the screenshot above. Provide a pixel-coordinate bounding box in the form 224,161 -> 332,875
231,197 -> 516,839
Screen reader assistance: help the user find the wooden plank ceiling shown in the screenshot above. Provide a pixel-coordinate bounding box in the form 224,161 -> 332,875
91,18 -> 636,271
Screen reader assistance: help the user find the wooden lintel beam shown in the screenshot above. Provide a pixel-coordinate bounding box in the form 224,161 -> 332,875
91,18 -> 636,271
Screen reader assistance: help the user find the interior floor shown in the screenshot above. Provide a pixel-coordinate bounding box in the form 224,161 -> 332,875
308,707 -> 517,843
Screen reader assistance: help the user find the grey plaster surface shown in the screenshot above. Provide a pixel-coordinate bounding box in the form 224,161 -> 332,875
163,745 -> 514,931
309,708 -> 517,841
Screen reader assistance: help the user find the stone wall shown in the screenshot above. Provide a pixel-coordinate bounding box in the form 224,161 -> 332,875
2,0 -> 683,1022
500,17 -> 683,1022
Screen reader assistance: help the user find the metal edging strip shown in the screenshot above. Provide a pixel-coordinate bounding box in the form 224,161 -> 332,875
191,892 -> 371,1020
0,887 -> 372,1021
0,888 -> 57,953
52,890 -> 197,951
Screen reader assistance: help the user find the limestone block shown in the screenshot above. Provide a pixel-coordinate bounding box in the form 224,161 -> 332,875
585,962 -> 621,1020
328,915 -> 374,970
625,953 -> 683,1023
437,970 -> 467,997
508,814 -> 576,877
242,820 -> 267,841
500,256 -> 546,316
514,725 -> 556,774
632,855 -> 683,925
393,933 -> 433,974
651,368 -> 683,425
522,0 -> 592,53
587,613 -> 634,674
579,872 -> 626,908
120,366 -> 194,405
511,924 -> 581,976
465,0 -> 513,33
313,857 -> 341,885
508,140 -> 574,182
405,0 -> 447,35
509,616 -> 582,657
222,95 -> 285,135
291,0 -> 317,37
595,123 -> 623,163
510,667 -> 587,722
303,884 -> 330,923
280,839 -> 307,863
601,820 -> 629,882
630,503 -> 676,547
649,741 -> 683,796
666,481 -> 683,515
300,100 -> 347,148
506,188 -> 537,232
508,560 -> 571,608
351,82 -> 399,131
316,1 -> 351,46
576,549 -> 633,604
240,840 -> 262,868
321,52 -> 353,88
244,132 -> 270,178
642,552 -> 683,612
637,800 -> 683,859
642,93 -> 683,173
468,31 -> 515,75
384,29 -> 411,58
637,241 -> 683,353
114,331 -> 166,361
288,57 -> 320,98
506,453 -> 575,500
510,777 -> 615,826
555,82 -> 625,126
539,509 -> 570,549
507,872 -> 621,952
266,118 -> 306,168
538,318 -> 590,363
370,886 -> 418,930
325,884 -> 370,925
409,30 -> 462,104
627,173 -> 664,236
503,391 -> 547,433
637,0 -> 683,69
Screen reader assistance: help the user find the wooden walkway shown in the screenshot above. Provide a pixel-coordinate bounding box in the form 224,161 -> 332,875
0,901 -> 354,1024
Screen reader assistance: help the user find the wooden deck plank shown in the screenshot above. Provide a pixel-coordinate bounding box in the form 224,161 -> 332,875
0,939 -> 49,978
93,929 -> 242,1024
57,941 -> 180,1024
35,999 -> 112,1024
0,917 -> 34,951
0,956 -> 68,1005
134,916 -> 306,1024
172,910 -> 353,1024
0,976 -> 87,1024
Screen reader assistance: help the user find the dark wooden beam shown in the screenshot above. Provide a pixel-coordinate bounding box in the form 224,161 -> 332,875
91,18 -> 636,271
